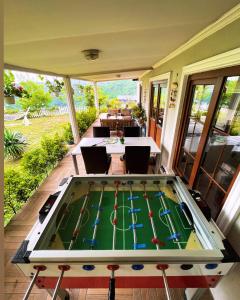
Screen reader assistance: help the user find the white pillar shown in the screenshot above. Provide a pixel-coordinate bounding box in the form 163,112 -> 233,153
137,80 -> 141,104
63,76 -> 80,144
93,81 -> 99,115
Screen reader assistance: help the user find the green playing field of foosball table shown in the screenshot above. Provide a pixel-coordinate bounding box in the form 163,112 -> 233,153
49,186 -> 202,251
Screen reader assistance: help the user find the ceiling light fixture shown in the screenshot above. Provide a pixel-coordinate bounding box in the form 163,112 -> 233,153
82,49 -> 100,61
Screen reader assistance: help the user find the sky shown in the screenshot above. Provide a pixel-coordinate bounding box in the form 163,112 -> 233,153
11,70 -> 87,86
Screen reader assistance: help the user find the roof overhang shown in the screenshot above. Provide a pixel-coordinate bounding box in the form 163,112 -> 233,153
4,1 -> 240,82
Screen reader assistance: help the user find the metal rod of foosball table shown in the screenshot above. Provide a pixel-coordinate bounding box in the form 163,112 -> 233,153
112,182 -> 119,250
143,183 -> 159,250
69,184 -> 92,249
91,183 -> 105,248
51,266 -> 70,300
107,265 -> 119,300
162,269 -> 172,300
52,269 -> 65,300
23,269 -> 41,300
172,185 -> 194,228
158,185 -> 181,249
129,183 -> 137,247
49,188 -> 77,246
108,270 -> 115,300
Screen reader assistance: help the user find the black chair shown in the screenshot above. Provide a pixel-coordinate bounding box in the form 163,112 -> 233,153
125,146 -> 150,174
123,126 -> 141,137
93,126 -> 110,137
81,146 -> 111,174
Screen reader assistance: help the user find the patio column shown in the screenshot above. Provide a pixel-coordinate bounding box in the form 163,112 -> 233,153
137,80 -> 141,104
63,76 -> 80,144
93,81 -> 99,115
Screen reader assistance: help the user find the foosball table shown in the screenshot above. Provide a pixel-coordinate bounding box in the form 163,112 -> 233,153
12,175 -> 239,300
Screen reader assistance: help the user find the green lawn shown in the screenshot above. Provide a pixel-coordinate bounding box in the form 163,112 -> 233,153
4,114 -> 70,169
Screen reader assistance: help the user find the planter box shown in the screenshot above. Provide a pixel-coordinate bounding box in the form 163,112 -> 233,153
4,96 -> 15,104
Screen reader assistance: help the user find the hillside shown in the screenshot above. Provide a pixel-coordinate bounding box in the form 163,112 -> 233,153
98,80 -> 137,98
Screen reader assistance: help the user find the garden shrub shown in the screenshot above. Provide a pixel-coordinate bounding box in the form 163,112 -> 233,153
76,107 -> 97,134
40,134 -> 67,167
21,148 -> 49,176
4,168 -> 42,225
22,134 -> 67,175
4,108 -> 95,226
63,123 -> 74,143
63,107 -> 96,143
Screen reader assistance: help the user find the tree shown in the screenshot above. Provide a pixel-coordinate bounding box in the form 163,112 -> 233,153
75,83 -> 109,109
98,88 -> 108,109
82,84 -> 95,107
19,80 -> 52,112
108,98 -> 121,108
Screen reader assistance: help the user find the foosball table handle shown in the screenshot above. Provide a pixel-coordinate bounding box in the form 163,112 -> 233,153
188,189 -> 211,221
108,277 -> 115,300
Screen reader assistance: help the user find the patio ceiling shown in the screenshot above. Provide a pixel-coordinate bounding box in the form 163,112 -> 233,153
4,0 -> 239,81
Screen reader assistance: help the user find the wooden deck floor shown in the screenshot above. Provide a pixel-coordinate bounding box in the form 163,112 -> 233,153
4,120 -> 211,300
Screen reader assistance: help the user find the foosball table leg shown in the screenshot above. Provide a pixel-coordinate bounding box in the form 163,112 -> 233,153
184,288 -> 209,300
155,153 -> 161,174
51,265 -> 71,300
47,288 -> 70,300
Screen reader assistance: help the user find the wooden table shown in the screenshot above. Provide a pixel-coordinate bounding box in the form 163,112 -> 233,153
99,113 -> 133,130
71,137 -> 161,174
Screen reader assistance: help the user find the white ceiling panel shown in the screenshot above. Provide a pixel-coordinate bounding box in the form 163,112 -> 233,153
4,0 -> 239,81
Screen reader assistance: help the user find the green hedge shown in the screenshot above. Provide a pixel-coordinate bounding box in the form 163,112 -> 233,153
4,168 -> 42,224
4,109 -> 96,226
63,107 -> 96,143
4,134 -> 68,226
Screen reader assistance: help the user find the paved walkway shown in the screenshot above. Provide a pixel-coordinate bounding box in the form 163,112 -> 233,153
4,119 -> 191,299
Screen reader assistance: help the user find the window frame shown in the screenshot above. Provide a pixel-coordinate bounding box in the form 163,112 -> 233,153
173,65 -> 240,219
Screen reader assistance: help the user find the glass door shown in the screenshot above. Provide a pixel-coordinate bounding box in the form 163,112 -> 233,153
194,76 -> 240,218
149,81 -> 167,147
174,66 -> 240,220
175,80 -> 216,181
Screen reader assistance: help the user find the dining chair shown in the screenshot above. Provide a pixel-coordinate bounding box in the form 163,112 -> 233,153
93,126 -> 110,137
123,126 -> 141,137
81,146 -> 111,174
125,146 -> 150,174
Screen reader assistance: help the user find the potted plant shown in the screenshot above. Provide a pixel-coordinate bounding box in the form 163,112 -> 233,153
132,104 -> 147,125
4,71 -> 30,104
46,79 -> 64,97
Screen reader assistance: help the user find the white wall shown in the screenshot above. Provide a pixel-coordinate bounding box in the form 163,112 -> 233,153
211,213 -> 240,300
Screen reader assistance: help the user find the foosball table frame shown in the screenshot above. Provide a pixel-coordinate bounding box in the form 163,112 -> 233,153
12,175 -> 239,300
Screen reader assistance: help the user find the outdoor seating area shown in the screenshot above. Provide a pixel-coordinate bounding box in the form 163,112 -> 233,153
100,107 -> 135,132
3,1 -> 240,300
71,124 -> 161,175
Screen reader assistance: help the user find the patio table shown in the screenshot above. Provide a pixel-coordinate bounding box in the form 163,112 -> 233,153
99,113 -> 133,130
71,137 -> 161,174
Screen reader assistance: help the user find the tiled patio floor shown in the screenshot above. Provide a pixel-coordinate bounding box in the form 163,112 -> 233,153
4,119 -> 211,300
